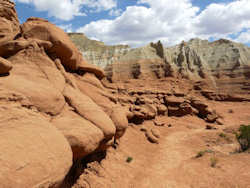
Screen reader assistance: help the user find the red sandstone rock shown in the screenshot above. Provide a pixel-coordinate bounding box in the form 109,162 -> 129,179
0,104 -> 72,187
110,106 -> 129,139
52,109 -> 104,160
0,56 -> 12,74
21,17 -> 83,71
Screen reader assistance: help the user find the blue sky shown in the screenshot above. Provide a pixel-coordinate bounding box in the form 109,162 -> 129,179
13,0 -> 250,47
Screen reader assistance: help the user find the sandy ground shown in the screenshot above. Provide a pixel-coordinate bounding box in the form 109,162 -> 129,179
73,101 -> 250,188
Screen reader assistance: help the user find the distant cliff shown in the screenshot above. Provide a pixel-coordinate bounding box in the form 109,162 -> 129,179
69,33 -> 250,93
68,33 -> 130,69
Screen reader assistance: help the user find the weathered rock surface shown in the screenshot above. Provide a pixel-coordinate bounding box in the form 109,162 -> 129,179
68,33 -> 130,69
105,44 -> 166,81
0,56 -> 12,74
0,0 -> 19,43
110,106 -> 129,139
1,1 -> 250,187
145,129 -> 159,144
63,85 -> 116,140
71,34 -> 250,97
52,109 -> 104,160
0,1 -> 129,186
21,17 -> 83,70
0,104 -> 73,188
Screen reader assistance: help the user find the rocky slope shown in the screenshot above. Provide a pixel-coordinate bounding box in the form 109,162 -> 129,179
0,1 -> 129,187
68,33 -> 130,69
70,35 -> 250,96
1,1 -> 250,188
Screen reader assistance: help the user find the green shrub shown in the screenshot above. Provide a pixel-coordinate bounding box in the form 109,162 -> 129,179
126,156 -> 133,163
195,149 -> 213,158
218,132 -> 232,142
210,157 -> 218,168
196,151 -> 206,158
236,125 -> 250,152
219,132 -> 226,138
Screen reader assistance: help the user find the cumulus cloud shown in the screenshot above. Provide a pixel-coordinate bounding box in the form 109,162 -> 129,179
109,8 -> 122,17
82,0 -> 117,12
77,0 -> 199,47
235,30 -> 250,43
77,0 -> 250,47
58,24 -> 73,33
15,0 -> 117,21
195,0 -> 250,36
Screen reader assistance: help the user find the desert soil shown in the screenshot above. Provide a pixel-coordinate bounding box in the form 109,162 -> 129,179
74,101 -> 250,188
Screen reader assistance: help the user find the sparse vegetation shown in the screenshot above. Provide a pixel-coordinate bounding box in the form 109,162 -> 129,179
195,149 -> 213,158
235,125 -> 250,152
219,132 -> 226,138
210,157 -> 218,168
126,157 -> 133,163
218,132 -> 232,142
228,109 -> 234,113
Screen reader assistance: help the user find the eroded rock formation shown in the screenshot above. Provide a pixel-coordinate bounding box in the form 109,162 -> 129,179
0,1 -> 128,187
1,1 -> 250,187
71,35 -> 250,97
68,33 -> 130,69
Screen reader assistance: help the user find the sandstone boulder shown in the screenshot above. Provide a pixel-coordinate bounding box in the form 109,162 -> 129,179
0,17 -> 15,45
4,43 -> 66,115
164,96 -> 185,106
145,130 -> 159,144
0,0 -> 19,45
132,104 -> 157,120
76,73 -> 116,115
167,106 -> 180,116
78,63 -> 105,80
157,104 -> 168,115
190,98 -> 209,117
0,104 -> 72,188
52,109 -> 104,160
206,113 -> 218,123
151,128 -> 161,138
0,38 -> 29,57
179,102 -> 193,115
63,85 -> 116,140
0,56 -> 12,74
21,17 -> 83,71
110,106 -> 129,139
0,38 -> 53,57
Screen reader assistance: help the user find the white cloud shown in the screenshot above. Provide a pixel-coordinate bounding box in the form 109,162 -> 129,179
15,0 -> 117,21
109,8 -> 122,17
82,0 -> 117,12
77,0 -> 250,47
195,0 -> 250,36
235,30 -> 250,43
58,24 -> 73,33
77,0 -> 199,47
16,0 -> 32,3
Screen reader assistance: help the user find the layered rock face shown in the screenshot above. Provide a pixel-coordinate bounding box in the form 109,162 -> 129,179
68,33 -> 130,69
105,43 -> 166,81
71,35 -> 250,96
164,39 -> 250,79
0,1 -> 128,187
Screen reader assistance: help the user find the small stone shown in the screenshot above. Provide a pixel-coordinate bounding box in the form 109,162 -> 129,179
206,113 -> 218,123
216,118 -> 224,125
145,130 -> 159,144
206,124 -> 216,130
153,120 -> 165,127
140,126 -> 147,132
157,104 -> 168,115
151,128 -> 160,138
